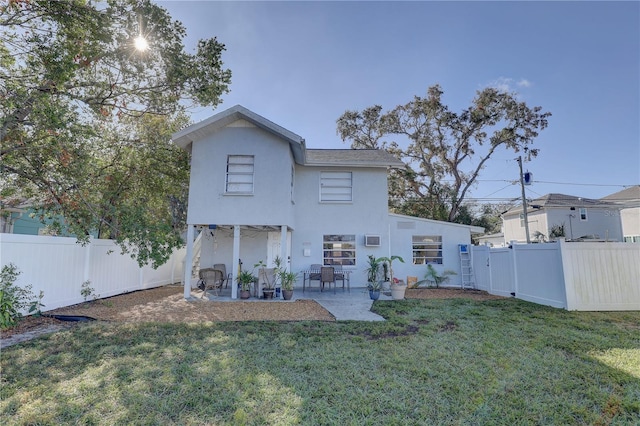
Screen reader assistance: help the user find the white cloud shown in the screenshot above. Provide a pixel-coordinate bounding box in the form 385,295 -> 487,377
517,79 -> 532,88
482,77 -> 533,94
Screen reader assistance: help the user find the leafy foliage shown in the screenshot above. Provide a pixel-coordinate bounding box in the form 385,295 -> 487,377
337,85 -> 551,223
0,263 -> 40,329
1,0 -> 231,266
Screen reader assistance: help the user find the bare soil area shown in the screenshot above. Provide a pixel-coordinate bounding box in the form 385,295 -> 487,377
2,285 -> 502,340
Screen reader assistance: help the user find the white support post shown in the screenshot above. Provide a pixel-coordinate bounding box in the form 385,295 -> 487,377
280,225 -> 288,268
231,225 -> 240,299
184,225 -> 195,299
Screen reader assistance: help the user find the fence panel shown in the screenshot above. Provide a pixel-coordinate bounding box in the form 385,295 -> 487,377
560,242 -> 640,311
513,243 -> 566,309
488,248 -> 515,297
471,245 -> 490,291
1,234 -> 185,313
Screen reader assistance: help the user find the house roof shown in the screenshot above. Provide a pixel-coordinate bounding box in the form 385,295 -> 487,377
305,149 -> 404,168
503,193 -> 621,216
389,213 -> 485,234
172,105 -> 306,162
173,105 -> 405,169
600,185 -> 640,207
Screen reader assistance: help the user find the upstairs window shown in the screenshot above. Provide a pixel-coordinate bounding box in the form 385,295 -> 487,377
412,235 -> 443,264
320,171 -> 352,202
323,234 -> 356,266
226,155 -> 254,194
579,208 -> 587,221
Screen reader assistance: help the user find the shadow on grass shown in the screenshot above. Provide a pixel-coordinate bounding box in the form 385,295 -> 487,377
2,298 -> 639,425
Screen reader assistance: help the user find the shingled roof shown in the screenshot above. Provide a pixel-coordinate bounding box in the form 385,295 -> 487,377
503,193 -> 621,216
600,185 -> 640,207
305,149 -> 404,168
173,105 -> 405,169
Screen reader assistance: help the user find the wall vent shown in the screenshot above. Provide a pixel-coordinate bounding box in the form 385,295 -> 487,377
365,235 -> 381,247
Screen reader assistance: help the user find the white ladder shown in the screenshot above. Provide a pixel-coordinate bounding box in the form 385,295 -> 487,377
459,244 -> 475,289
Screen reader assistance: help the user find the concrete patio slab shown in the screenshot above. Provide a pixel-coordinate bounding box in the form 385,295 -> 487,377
197,286 -> 392,322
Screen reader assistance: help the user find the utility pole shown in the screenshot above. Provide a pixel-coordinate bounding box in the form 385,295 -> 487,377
517,156 -> 531,244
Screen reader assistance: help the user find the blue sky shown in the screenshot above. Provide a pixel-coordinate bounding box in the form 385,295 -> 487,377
158,1 -> 639,204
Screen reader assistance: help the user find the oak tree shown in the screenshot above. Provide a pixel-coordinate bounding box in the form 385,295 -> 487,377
337,85 -> 551,222
1,0 -> 231,266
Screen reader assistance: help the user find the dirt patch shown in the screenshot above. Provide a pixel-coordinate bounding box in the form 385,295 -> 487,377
1,285 -> 334,340
2,286 -> 504,343
406,288 -> 505,301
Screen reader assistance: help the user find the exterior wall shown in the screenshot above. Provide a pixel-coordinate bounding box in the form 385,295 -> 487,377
621,206 -> 640,241
290,165 -> 391,285
187,124 -> 295,227
504,207 -> 623,242
0,233 -> 185,313
387,214 -> 474,288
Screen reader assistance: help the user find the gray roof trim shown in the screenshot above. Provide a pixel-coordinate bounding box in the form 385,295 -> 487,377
172,105 -> 305,163
304,149 -> 405,168
389,213 -> 485,234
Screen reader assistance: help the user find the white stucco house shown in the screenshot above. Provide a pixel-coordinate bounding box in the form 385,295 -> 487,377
502,193 -> 624,243
600,185 -> 640,243
173,105 -> 483,299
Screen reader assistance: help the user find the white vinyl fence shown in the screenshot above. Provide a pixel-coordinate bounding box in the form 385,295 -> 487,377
472,241 -> 640,311
0,234 -> 185,314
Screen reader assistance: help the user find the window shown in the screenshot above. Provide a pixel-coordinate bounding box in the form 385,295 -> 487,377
320,171 -> 352,202
412,235 -> 443,264
579,208 -> 587,221
323,234 -> 356,265
226,155 -> 254,194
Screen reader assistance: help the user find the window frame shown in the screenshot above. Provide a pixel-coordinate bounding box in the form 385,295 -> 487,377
225,155 -> 254,194
320,171 -> 353,202
412,235 -> 443,265
322,234 -> 356,266
579,208 -> 588,221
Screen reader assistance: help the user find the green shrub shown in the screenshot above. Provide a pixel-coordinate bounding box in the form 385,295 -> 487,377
0,263 -> 41,329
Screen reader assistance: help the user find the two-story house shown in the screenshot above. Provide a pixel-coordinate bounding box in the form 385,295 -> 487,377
173,105 -> 483,298
502,193 -> 624,243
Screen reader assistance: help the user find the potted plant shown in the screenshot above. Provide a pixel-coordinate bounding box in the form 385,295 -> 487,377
365,255 -> 382,300
237,269 -> 257,299
254,260 -> 277,299
377,255 -> 406,300
278,270 -> 297,300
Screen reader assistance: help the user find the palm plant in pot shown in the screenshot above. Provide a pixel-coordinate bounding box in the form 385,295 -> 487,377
237,269 -> 257,299
365,255 -> 382,300
377,255 -> 406,300
278,270 -> 297,300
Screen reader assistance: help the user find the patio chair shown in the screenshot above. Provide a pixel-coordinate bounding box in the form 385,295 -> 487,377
333,265 -> 350,293
198,268 -> 224,298
213,263 -> 232,288
305,264 -> 322,292
321,266 -> 336,294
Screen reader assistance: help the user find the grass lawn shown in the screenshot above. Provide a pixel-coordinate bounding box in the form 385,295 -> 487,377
1,298 -> 639,425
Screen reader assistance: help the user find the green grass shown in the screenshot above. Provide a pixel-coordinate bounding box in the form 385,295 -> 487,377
1,298 -> 639,425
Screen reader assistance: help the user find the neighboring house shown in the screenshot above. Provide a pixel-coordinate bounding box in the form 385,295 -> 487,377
600,185 -> 640,243
0,203 -> 57,235
502,193 -> 624,243
475,232 -> 506,247
173,105 -> 483,298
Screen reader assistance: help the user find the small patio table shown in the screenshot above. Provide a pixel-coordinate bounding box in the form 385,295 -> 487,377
302,268 -> 351,292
